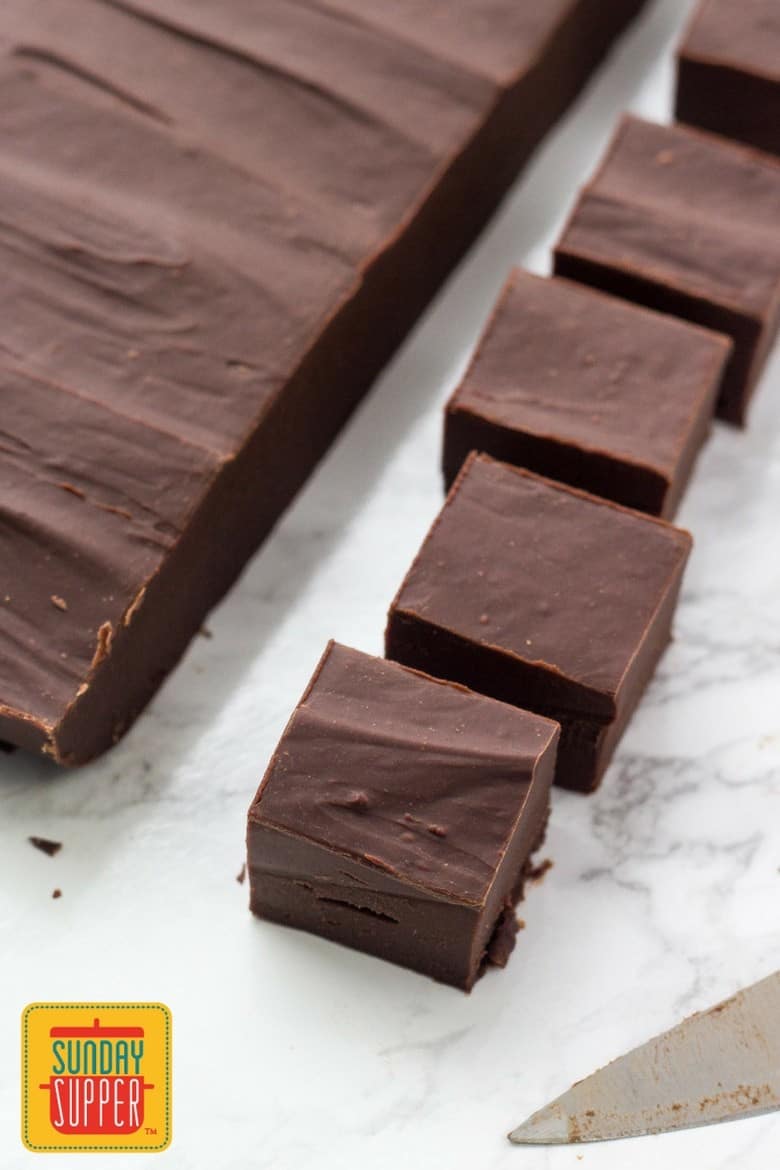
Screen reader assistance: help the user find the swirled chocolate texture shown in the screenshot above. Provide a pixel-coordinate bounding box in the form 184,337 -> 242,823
247,642 -> 559,990
0,0 -> 647,763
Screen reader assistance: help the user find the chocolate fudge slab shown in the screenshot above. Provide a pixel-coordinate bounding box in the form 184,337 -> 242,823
554,115 -> 780,426
0,366 -> 225,760
247,642 -> 559,991
0,0 -> 649,763
444,270 -> 731,517
676,0 -> 780,158
386,454 -> 692,793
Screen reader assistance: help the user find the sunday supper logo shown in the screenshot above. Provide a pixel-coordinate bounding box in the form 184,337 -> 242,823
21,1003 -> 171,1152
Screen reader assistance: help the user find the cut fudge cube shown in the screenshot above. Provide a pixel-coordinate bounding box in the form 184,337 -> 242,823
554,114 -> 780,425
676,0 -> 780,158
386,453 -> 691,793
444,269 -> 730,517
247,641 -> 558,991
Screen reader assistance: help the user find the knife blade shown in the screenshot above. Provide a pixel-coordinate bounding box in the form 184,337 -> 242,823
509,970 -> 780,1144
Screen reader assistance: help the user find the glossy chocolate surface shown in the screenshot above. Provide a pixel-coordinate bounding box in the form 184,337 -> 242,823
555,115 -> 780,426
0,0 -> 647,762
443,270 -> 731,516
248,642 -> 558,989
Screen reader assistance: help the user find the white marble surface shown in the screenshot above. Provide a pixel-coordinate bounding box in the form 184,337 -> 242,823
1,2 -> 779,1166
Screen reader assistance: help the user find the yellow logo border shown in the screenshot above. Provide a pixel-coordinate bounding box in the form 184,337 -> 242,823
21,1002 -> 172,1153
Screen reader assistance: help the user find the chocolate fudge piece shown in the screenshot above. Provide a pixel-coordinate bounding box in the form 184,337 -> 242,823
0,0 -> 648,763
677,0 -> 780,158
247,642 -> 559,991
554,115 -> 780,426
0,367 -> 224,760
386,454 -> 692,793
443,270 -> 731,517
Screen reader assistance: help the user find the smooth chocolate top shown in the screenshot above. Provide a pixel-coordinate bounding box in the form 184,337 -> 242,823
250,642 -> 558,905
0,366 -> 220,735
681,0 -> 780,81
391,454 -> 692,706
0,0 -> 620,457
448,270 -> 730,474
557,115 -> 780,315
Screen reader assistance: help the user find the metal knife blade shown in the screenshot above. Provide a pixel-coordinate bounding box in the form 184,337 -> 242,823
509,970 -> 780,1144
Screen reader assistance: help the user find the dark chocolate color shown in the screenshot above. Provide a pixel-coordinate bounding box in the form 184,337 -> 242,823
247,641 -> 558,990
0,367 -> 223,760
0,0 -> 647,763
554,115 -> 780,426
386,453 -> 692,793
443,270 -> 731,516
677,0 -> 780,158
29,836 -> 63,857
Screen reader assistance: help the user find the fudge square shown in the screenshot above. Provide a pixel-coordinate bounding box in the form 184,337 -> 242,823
443,269 -> 731,518
554,114 -> 780,426
677,0 -> 780,159
247,641 -> 559,991
386,454 -> 692,793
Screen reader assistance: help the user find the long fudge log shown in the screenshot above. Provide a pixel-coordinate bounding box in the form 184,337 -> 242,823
0,0 -> 647,762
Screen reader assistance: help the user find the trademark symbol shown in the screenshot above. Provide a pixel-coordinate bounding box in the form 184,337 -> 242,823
145,1127 -> 157,1135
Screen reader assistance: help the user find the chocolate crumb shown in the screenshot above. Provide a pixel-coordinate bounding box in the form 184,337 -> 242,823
199,626 -> 213,639
51,595 -> 68,611
236,863 -> 247,885
527,857 -> 554,883
226,360 -> 255,379
344,791 -> 368,810
123,587 -> 146,628
29,836 -> 62,857
90,621 -> 114,669
484,904 -> 520,968
52,889 -> 62,899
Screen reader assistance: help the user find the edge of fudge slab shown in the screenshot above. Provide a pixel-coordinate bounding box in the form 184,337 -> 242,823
676,0 -> 780,158
0,1 -> 649,762
554,114 -> 780,427
443,269 -> 731,517
0,365 -> 230,762
386,453 -> 692,793
247,641 -> 559,991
